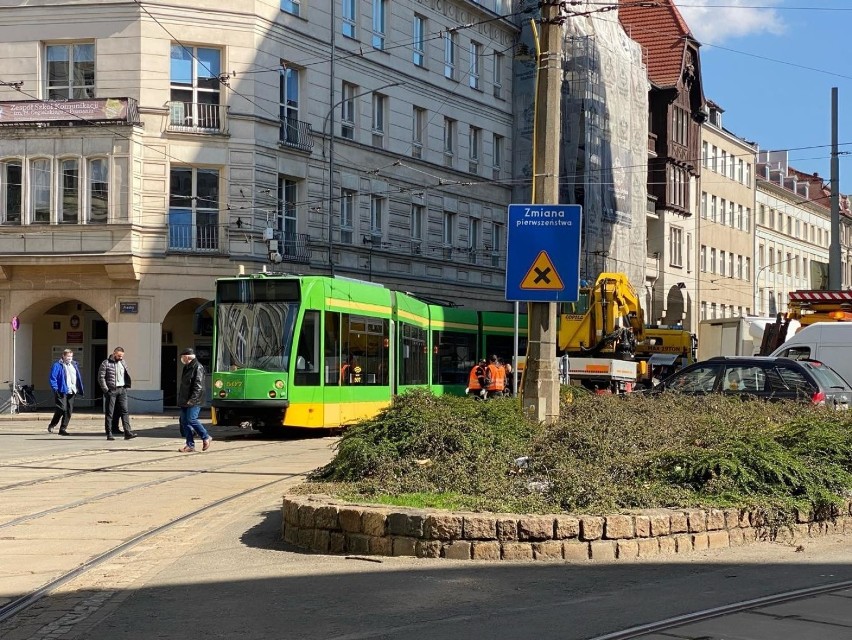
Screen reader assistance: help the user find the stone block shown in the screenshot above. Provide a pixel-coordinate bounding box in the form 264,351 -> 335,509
497,518 -> 518,542
634,516 -> 651,538
657,537 -> 676,555
415,540 -> 442,558
774,527 -> 794,544
650,513 -> 672,537
472,541 -> 501,560
330,532 -> 347,554
283,524 -> 300,545
604,515 -> 634,539
637,538 -> 659,558
518,516 -> 554,541
338,508 -> 363,533
297,504 -> 317,529
728,528 -> 745,547
563,542 -> 590,561
369,536 -> 392,556
283,500 -> 299,526
346,534 -> 371,555
554,516 -> 580,539
580,516 -> 604,541
673,534 -> 693,554
692,533 -> 710,551
314,505 -> 340,530
795,508 -> 812,524
707,509 -> 726,531
361,510 -> 388,537
792,523 -> 810,539
685,510 -> 706,533
387,512 -> 425,537
313,529 -> 331,553
589,540 -> 616,561
443,541 -> 472,560
501,542 -> 534,561
426,514 -> 463,540
297,527 -> 314,549
616,539 -> 639,559
738,510 -> 751,528
707,530 -> 730,549
749,510 -> 766,528
463,515 -> 498,540
724,509 -> 740,530
533,541 -> 564,561
669,512 -> 688,534
742,527 -> 758,543
392,537 -> 417,557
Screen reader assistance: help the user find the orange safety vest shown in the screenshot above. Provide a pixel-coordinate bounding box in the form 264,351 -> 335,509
468,365 -> 485,390
486,363 -> 506,391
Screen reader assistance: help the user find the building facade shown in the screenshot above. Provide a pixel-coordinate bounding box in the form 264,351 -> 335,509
697,102 -> 756,320
0,0 -> 518,409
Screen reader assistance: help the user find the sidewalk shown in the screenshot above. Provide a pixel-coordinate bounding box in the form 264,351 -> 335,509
0,408 -> 211,422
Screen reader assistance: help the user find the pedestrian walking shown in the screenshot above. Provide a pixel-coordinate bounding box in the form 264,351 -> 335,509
98,347 -> 138,441
47,348 -> 84,436
177,348 -> 212,453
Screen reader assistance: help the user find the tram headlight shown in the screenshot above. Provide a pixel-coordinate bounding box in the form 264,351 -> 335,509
274,379 -> 284,389
214,379 -> 224,389
268,390 -> 277,398
218,390 -> 227,398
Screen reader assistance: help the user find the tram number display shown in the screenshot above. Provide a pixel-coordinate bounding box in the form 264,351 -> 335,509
217,279 -> 300,303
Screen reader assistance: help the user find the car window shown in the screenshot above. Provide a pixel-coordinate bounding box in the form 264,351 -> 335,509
803,361 -> 849,390
777,346 -> 811,361
666,364 -> 720,393
723,365 -> 765,392
770,366 -> 814,396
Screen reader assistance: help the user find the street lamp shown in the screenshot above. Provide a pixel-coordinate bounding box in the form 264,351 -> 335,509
753,255 -> 798,314
322,82 -> 401,276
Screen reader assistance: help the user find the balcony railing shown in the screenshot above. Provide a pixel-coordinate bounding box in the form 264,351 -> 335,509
167,102 -> 227,134
168,224 -> 224,253
279,118 -> 314,152
273,231 -> 311,264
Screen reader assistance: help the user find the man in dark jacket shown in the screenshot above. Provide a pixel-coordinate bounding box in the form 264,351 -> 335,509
97,347 -> 138,441
177,348 -> 212,452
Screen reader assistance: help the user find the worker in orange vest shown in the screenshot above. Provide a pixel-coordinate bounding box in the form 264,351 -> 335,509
486,355 -> 507,398
467,358 -> 489,398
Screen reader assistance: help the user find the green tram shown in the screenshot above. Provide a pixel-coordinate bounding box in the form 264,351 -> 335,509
210,274 -> 527,432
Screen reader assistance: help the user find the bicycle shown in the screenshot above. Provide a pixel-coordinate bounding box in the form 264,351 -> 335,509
1,380 -> 36,414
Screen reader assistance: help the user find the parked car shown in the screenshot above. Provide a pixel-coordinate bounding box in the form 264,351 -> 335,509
654,356 -> 851,408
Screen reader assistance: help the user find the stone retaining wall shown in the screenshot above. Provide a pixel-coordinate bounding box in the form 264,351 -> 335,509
282,495 -> 852,561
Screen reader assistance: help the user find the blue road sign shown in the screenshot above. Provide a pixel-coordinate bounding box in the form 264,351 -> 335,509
505,204 -> 581,302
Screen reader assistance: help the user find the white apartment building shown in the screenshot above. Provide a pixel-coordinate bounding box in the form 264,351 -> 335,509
697,103 -> 756,321
0,0 -> 517,409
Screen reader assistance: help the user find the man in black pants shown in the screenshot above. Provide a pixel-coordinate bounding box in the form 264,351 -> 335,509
97,347 -> 138,441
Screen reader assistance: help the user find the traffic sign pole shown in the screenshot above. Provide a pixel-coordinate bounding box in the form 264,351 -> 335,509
10,317 -> 17,414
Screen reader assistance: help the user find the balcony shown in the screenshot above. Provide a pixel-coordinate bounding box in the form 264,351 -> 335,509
168,224 -> 225,254
273,231 -> 311,264
0,223 -> 132,255
279,118 -> 314,152
167,102 -> 228,134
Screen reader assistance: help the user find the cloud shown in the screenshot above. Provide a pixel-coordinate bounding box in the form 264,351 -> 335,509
675,0 -> 786,44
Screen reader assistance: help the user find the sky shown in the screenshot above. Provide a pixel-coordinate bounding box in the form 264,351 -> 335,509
674,0 -> 852,191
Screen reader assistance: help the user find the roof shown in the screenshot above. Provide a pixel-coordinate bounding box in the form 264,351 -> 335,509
618,0 -> 696,88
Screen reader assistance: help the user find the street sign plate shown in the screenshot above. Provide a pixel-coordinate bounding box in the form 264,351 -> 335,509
505,204 -> 581,302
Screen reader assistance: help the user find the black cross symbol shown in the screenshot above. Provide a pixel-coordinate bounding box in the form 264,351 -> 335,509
533,266 -> 552,284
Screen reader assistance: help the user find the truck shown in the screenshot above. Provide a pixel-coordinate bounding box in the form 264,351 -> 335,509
759,289 -> 852,354
697,316 -> 777,360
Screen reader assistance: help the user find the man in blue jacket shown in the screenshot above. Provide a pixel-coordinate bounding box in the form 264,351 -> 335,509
48,348 -> 84,436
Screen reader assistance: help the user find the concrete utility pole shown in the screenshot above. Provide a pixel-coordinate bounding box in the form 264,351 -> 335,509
830,87 -> 842,290
522,1 -> 563,424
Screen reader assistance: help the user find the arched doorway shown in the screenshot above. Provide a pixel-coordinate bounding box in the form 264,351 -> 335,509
161,298 -> 213,408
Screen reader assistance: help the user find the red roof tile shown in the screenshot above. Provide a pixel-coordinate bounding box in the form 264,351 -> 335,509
619,0 -> 695,88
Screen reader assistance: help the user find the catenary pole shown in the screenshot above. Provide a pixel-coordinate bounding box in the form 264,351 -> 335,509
830,87 -> 842,290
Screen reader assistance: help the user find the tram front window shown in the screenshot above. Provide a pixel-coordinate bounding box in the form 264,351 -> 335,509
216,302 -> 298,372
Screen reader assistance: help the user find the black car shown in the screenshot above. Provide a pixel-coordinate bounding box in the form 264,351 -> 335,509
655,356 -> 851,408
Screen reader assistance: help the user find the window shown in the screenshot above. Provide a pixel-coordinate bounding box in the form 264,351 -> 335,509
710,248 -> 716,274
786,216 -> 792,236
719,198 -> 726,225
728,252 -> 733,277
340,189 -> 355,244
721,150 -> 727,176
88,158 -> 109,223
31,159 -> 51,224
711,146 -> 718,172
413,15 -> 426,66
672,106 -> 687,145
701,301 -> 707,320
491,223 -> 503,267
294,310 -> 320,387
432,329 -> 477,385
769,247 -> 775,270
469,41 -> 481,89
469,217 -> 480,263
737,205 -> 743,230
444,117 -> 456,166
277,177 -> 299,256
412,107 -> 425,158
759,204 -> 765,225
169,167 -> 219,250
737,159 -> 744,183
46,43 -> 94,99
60,159 -> 79,224
371,92 -> 385,134
410,203 -> 423,245
341,314 -> 389,386
786,252 -> 792,276
686,232 -> 692,272
443,211 -> 454,246
666,364 -> 721,393
728,201 -> 735,227
170,45 -> 221,130
737,255 -> 743,280
400,323 -> 428,385
700,191 -> 707,218
719,250 -> 726,276
444,31 -> 457,79
700,245 -> 707,272
279,66 -> 300,144
702,141 -> 709,169
370,196 -> 384,236
493,133 -> 504,170
758,244 -> 764,269
493,52 -> 504,98
669,226 -> 683,267
1,161 -> 23,224
281,0 -> 300,16
745,207 -> 751,232
469,126 -> 481,163
710,195 -> 717,222
371,0 -> 386,50
769,208 -> 775,228
342,0 -> 357,38
724,366 -> 766,393
341,81 -> 356,139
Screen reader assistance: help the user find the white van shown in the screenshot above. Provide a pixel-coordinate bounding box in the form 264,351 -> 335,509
769,323 -> 852,385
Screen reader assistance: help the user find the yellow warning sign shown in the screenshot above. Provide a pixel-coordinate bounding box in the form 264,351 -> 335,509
520,250 -> 564,290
